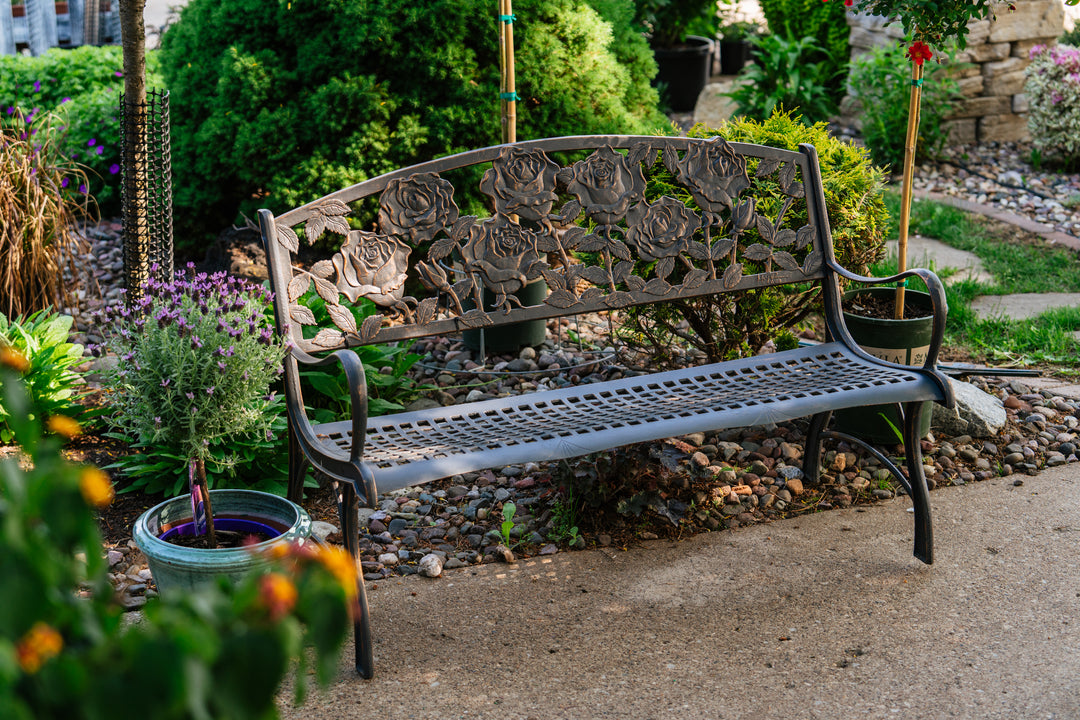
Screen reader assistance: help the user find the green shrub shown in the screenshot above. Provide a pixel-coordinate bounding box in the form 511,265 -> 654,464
624,110 -> 889,363
725,34 -> 840,124
0,310 -> 91,443
0,46 -> 166,216
1061,24 -> 1080,47
846,42 -> 962,169
160,0 -> 667,254
759,0 -> 851,91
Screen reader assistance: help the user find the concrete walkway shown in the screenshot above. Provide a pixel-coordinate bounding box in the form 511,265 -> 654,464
279,462 -> 1080,720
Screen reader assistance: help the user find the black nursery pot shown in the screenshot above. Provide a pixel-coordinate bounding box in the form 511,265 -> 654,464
652,35 -> 714,113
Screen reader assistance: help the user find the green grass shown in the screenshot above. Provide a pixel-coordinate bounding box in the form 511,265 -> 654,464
878,192 -> 1080,369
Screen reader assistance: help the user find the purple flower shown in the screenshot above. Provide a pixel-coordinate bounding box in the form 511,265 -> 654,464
95,146 -> 104,156
61,177 -> 69,188
60,97 -> 71,104
205,386 -> 215,396
114,71 -> 123,77
5,106 -> 13,115
154,417 -> 162,427
87,138 -> 96,147
185,392 -> 195,401
217,360 -> 227,372
77,184 -> 87,194
160,377 -> 171,388
226,346 -> 236,357
33,81 -> 40,92
190,334 -> 203,350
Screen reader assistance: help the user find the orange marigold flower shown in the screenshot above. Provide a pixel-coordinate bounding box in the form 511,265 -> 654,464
314,545 -> 358,599
16,622 -> 63,674
79,467 -> 115,508
259,573 -> 298,621
47,414 -> 82,439
906,41 -> 933,66
0,346 -> 29,373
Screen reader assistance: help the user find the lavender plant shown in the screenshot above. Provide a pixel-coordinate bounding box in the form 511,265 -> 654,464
95,265 -> 289,497
1025,44 -> 1080,170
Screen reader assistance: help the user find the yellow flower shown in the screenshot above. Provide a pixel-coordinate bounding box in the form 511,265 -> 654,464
0,346 -> 29,373
314,545 -> 358,599
16,622 -> 63,674
259,573 -> 298,621
79,467 -> 114,508
47,415 -> 82,439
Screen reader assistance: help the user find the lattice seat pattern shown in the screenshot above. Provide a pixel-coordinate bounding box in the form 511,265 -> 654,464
313,343 -> 941,494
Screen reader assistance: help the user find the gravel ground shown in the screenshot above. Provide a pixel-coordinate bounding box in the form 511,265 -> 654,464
76,140 -> 1080,605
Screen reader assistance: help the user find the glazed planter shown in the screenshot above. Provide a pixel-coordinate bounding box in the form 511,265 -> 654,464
834,287 -> 935,443
652,35 -> 714,112
133,489 -> 312,593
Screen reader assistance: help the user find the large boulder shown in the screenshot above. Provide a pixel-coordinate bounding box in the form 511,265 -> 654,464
932,379 -> 1007,438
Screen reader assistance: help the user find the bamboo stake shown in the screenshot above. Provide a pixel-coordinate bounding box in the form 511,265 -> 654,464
499,0 -> 516,144
895,59 -> 923,320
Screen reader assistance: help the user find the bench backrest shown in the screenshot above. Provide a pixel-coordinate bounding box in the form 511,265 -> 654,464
259,136 -> 838,354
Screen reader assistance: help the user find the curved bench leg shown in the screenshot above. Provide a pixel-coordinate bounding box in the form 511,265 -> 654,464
335,480 -> 375,678
802,411 -> 833,485
287,422 -> 310,505
903,401 -> 934,565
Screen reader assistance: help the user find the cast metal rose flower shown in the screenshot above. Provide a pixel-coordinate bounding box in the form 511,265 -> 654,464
480,147 -> 560,222
625,198 -> 700,261
378,173 -> 459,244
675,138 -> 750,212
565,146 -> 645,225
332,230 -> 411,305
461,219 -> 543,298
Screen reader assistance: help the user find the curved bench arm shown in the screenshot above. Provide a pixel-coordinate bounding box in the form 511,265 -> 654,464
826,259 -> 949,371
289,346 -> 370,463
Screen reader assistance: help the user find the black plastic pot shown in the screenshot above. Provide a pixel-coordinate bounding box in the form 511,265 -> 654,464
652,35 -> 714,112
834,287 -> 935,443
462,278 -> 548,354
718,39 -> 751,75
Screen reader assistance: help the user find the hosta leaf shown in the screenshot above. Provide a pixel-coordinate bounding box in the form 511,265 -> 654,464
287,274 -> 310,302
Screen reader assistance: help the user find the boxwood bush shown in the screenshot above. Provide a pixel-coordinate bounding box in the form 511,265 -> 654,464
160,0 -> 666,254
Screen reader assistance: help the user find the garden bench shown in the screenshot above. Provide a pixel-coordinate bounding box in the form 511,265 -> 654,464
258,135 -> 955,678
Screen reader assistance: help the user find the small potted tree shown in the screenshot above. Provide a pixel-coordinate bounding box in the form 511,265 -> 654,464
95,264 -> 307,589
636,0 -> 720,111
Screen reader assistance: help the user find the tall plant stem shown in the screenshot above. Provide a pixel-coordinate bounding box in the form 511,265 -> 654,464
895,59 -> 923,320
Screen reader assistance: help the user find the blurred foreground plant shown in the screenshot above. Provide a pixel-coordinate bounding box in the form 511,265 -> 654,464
0,352 -> 350,720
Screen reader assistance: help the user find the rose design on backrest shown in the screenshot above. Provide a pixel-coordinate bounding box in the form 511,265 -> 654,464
461,219 -> 543,304
565,146 -> 645,226
625,198 -> 700,262
675,138 -> 750,213
378,173 -> 459,244
480,147 -> 560,222
332,230 -> 411,306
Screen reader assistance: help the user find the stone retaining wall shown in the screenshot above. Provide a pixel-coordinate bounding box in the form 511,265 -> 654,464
844,0 -> 1065,143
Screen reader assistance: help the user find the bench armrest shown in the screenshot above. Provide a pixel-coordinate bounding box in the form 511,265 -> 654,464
290,346 -> 370,463
826,259 -> 949,371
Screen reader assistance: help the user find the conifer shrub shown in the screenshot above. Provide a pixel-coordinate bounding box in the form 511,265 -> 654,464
160,0 -> 666,254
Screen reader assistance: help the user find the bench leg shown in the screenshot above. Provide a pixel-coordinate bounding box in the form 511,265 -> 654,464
335,479 -> 375,678
287,422 -> 310,505
803,411 -> 833,485
902,401 -> 934,565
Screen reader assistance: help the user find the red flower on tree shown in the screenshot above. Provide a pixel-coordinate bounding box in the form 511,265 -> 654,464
906,41 -> 933,66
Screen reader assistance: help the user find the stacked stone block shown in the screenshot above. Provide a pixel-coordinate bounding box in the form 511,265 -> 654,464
844,0 -> 1065,144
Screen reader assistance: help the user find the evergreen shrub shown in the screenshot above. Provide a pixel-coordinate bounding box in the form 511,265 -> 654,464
160,0 -> 666,254
759,0 -> 851,91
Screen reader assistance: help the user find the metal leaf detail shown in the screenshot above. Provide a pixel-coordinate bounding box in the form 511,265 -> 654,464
796,224 -> 816,250
607,239 -> 632,262
541,267 -> 567,291
579,266 -> 610,285
755,215 -> 776,244
644,278 -> 672,296
451,216 -> 476,243
711,238 -> 736,261
305,215 -> 327,243
429,237 -> 458,261
580,286 -> 604,301
312,328 -> 344,349
458,309 -> 493,328
687,241 -> 709,261
560,226 -> 587,250
802,250 -> 822,275
612,261 -> 634,284
415,297 -> 439,326
577,234 -> 607,253
287,275 -> 310,303
327,303 -> 358,335
743,243 -> 772,262
315,199 -> 350,217
773,251 -> 800,271
682,268 -> 708,290
545,289 -> 581,309
779,162 -> 797,192
324,215 -> 351,236
290,304 -> 316,326
603,291 -> 635,309
624,275 -> 646,292
756,157 -> 781,177
773,228 -> 797,248
654,256 -> 676,281
277,225 -> 300,254
313,277 -> 339,304
722,263 -> 743,289
311,260 -> 335,279
359,315 -> 383,341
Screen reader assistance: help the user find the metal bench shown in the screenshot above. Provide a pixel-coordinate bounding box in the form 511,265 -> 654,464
258,135 -> 954,678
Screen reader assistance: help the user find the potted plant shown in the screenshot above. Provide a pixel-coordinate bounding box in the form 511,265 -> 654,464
636,0 -> 720,111
0,352 -> 351,719
94,264 -> 302,584
717,19 -> 761,74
